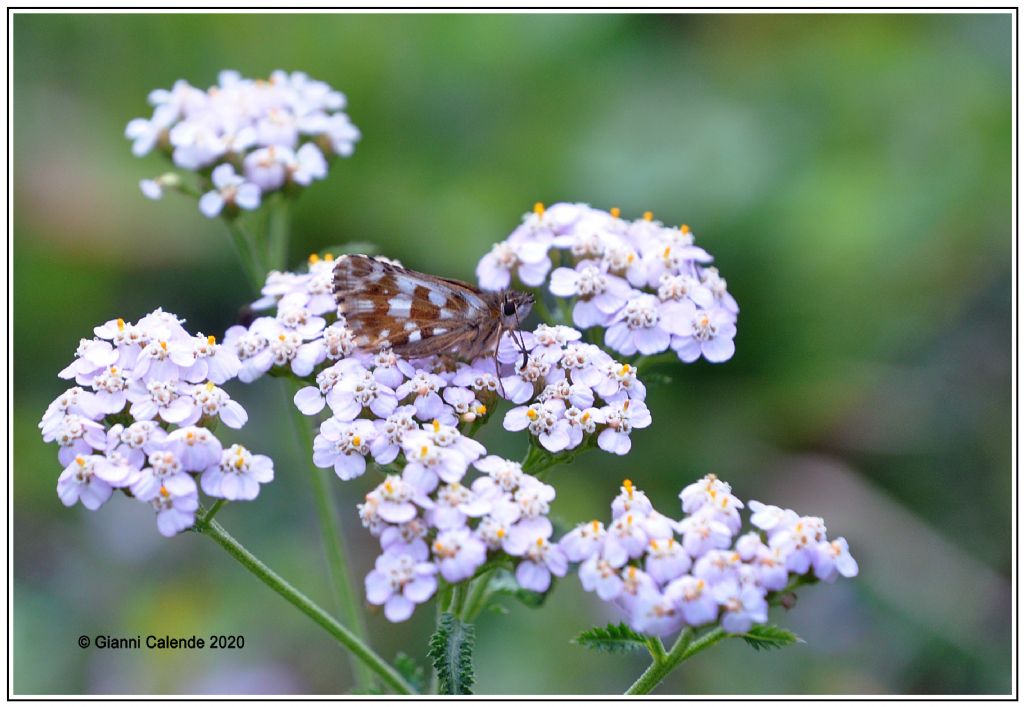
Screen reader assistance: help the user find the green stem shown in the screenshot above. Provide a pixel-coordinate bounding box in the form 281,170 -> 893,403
625,627 -> 728,695
199,499 -> 228,526
285,382 -> 375,692
266,196 -> 291,272
224,220 -> 266,292
460,569 -> 496,622
448,581 -> 467,615
645,636 -> 667,662
196,518 -> 414,695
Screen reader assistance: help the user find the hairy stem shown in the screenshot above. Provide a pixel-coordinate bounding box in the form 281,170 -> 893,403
625,627 -> 727,695
195,517 -> 414,695
284,382 -> 375,691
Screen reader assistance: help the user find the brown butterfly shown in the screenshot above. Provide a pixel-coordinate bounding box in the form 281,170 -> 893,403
332,255 -> 534,364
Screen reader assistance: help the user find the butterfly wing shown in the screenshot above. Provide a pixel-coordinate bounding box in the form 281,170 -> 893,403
332,255 -> 496,356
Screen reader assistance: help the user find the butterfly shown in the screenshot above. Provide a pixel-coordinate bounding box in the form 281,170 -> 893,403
332,255 -> 534,366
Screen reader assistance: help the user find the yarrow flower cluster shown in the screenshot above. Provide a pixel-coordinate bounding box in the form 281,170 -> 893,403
558,476 -> 858,636
42,309 -> 274,536
127,70 -> 360,216
477,203 -> 739,364
358,449 -> 565,622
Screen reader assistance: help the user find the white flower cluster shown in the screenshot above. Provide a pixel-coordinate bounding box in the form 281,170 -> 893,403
498,324 -> 651,455
360,451 -> 565,622
558,476 -> 858,637
477,203 -> 738,364
42,309 -> 274,536
127,70 -> 360,217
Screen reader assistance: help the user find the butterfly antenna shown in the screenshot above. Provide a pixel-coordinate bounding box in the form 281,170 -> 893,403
512,299 -> 529,369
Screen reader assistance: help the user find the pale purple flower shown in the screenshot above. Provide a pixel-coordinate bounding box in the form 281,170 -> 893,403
630,587 -> 686,637
395,372 -> 447,421
165,426 -> 223,472
678,507 -> 734,558
429,482 -> 491,530
549,263 -> 633,329
401,438 -> 470,493
370,406 -> 420,465
132,449 -> 192,501
596,398 -> 651,455
126,379 -> 193,424
373,474 -> 429,524
714,579 -> 768,634
813,537 -> 859,583
39,387 -> 101,438
312,418 -> 377,480
186,382 -> 248,429
365,550 -> 437,623
559,520 -> 607,563
57,455 -> 113,510
579,557 -> 626,600
432,527 -> 487,583
327,362 -> 398,421
671,302 -> 737,364
183,333 -> 242,384
605,294 -> 692,356
201,444 -> 274,501
46,414 -> 107,466
199,164 -> 261,218
645,538 -> 692,585
150,478 -> 200,537
504,519 -> 567,593
503,399 -> 571,452
664,575 -> 719,627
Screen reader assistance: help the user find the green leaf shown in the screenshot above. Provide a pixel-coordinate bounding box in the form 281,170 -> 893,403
428,612 -> 475,695
393,652 -> 427,694
573,623 -> 649,654
486,569 -> 548,608
738,624 -> 803,651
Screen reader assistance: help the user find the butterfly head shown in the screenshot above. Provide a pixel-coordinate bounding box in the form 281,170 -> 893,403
500,290 -> 535,331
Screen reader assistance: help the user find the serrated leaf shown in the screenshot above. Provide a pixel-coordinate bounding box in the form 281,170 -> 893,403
393,652 -> 427,694
573,623 -> 648,654
486,569 -> 548,608
738,624 -> 802,651
427,612 -> 475,695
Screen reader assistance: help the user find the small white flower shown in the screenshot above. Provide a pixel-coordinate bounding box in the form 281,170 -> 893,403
201,444 -> 274,501
199,164 -> 262,218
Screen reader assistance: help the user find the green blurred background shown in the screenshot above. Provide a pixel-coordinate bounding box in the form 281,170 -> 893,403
13,12 -> 1012,695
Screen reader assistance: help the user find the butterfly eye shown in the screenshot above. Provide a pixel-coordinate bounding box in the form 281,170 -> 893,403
503,302 -> 516,317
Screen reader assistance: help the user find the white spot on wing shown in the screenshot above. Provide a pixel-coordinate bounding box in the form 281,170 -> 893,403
388,296 -> 412,317
398,278 -> 418,295
408,331 -> 422,343
433,327 -> 448,335
428,289 -> 447,307
439,308 -> 456,320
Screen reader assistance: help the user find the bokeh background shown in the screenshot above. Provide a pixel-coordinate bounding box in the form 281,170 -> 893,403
12,12 -> 1012,695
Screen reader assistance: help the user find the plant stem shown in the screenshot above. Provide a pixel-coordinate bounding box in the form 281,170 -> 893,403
200,498 -> 228,526
196,517 -> 414,695
625,627 -> 729,695
266,196 -> 291,272
225,220 -> 266,292
460,569 -> 496,622
284,381 -> 375,691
